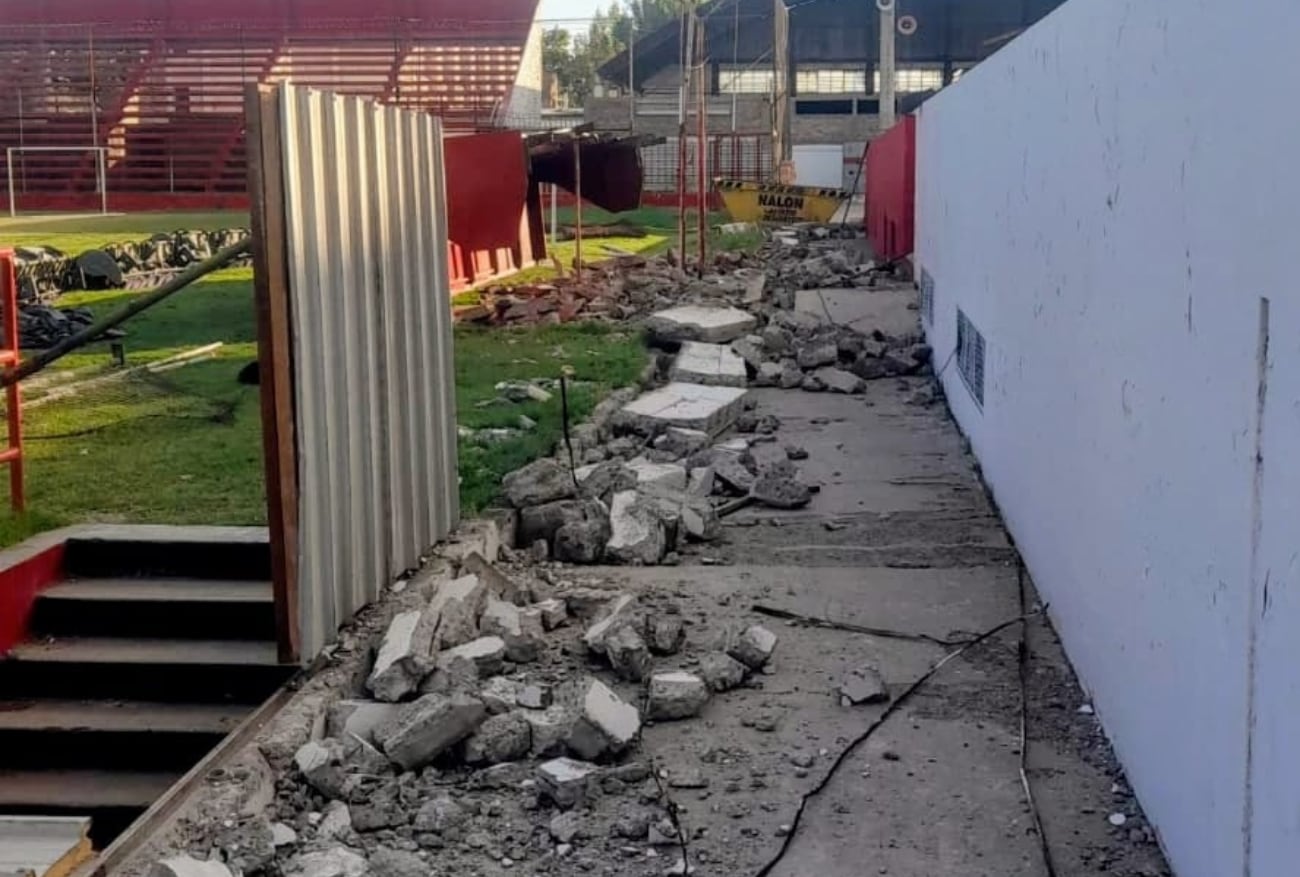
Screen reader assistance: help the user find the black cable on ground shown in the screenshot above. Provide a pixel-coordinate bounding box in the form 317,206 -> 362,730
753,608 -> 1043,877
752,604 -> 974,648
559,373 -> 579,490
1017,562 -> 1061,877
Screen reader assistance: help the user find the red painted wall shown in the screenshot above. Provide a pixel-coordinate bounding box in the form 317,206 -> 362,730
0,540 -> 65,654
865,115 -> 917,263
443,131 -> 541,289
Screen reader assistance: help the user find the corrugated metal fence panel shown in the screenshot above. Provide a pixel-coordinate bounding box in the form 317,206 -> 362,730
278,83 -> 458,660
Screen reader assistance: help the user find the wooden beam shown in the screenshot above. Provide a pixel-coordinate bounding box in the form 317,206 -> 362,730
245,82 -> 301,665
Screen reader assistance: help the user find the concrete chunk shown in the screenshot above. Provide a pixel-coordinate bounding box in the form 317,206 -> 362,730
640,484 -> 721,542
728,625 -> 778,670
583,593 -> 639,651
326,699 -> 403,744
374,693 -> 488,770
815,366 -> 867,394
437,636 -> 507,678
535,597 -> 569,630
367,608 -> 438,702
699,652 -> 748,692
624,457 -> 689,491
839,664 -> 890,706
648,671 -> 710,720
751,465 -> 813,510
797,341 -> 839,370
620,382 -> 749,437
645,614 -> 686,655
479,598 -> 544,663
645,304 -> 758,344
502,458 -> 576,508
463,711 -> 533,765
605,491 -> 668,565
670,341 -> 748,387
523,704 -> 575,757
460,552 -> 527,605
429,574 -> 488,649
754,361 -> 783,387
567,678 -> 641,760
537,757 -> 600,808
151,857 -> 235,877
479,676 -> 521,714
282,848 -> 367,877
656,427 -> 710,457
604,624 -> 652,682
687,466 -> 716,497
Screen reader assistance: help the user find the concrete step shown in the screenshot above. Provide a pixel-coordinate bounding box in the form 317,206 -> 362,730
0,638 -> 293,704
669,341 -> 749,388
0,700 -> 242,770
0,769 -> 179,847
30,578 -> 275,641
62,533 -> 270,582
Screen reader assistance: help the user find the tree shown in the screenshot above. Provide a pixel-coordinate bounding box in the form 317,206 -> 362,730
544,0 -> 685,107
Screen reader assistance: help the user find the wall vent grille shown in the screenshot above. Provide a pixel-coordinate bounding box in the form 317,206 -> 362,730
956,308 -> 985,407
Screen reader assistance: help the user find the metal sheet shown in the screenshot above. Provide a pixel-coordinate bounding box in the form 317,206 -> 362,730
278,83 -> 458,660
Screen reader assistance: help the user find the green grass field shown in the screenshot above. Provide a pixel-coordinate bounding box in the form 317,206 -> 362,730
0,211 -> 649,547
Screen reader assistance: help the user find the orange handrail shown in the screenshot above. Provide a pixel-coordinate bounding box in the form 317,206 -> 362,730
0,252 -> 24,512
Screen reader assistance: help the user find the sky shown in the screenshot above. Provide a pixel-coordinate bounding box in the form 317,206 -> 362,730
538,0 -> 618,29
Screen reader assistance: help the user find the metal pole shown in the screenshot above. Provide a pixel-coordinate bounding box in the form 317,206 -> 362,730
573,138 -> 583,281
98,148 -> 108,214
878,0 -> 897,130
550,184 -> 558,247
628,25 -> 635,133
731,0 -> 740,132
677,12 -> 693,262
696,21 -> 707,273
89,26 -> 99,149
6,150 -> 15,218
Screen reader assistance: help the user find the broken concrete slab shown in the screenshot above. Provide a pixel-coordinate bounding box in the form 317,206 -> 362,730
604,624 -> 652,682
519,499 -> 607,549
567,678 -> 641,760
728,625 -> 778,670
150,856 -> 236,877
479,598 -> 544,663
326,700 -> 402,745
699,652 -> 748,692
669,341 -> 749,388
459,552 -> 526,606
687,466 -> 716,497
436,636 -> 507,678
479,676 -> 521,714
582,593 -> 639,651
779,360 -> 805,389
839,664 -> 889,706
282,848 -> 367,877
624,457 -> 689,491
619,382 -> 749,438
640,484 -> 721,542
428,573 -> 488,649
731,335 -> 767,372
645,614 -> 686,655
655,427 -> 710,458
535,597 -> 569,630
518,683 -> 552,710
367,608 -> 438,702
751,462 -> 814,510
606,491 -> 669,565
755,361 -> 783,387
797,340 -> 839,370
294,738 -> 385,800
648,671 -> 710,720
815,366 -> 867,395
554,517 -> 611,564
645,305 -> 758,344
523,705 -> 574,757
537,757 -> 600,808
374,693 -> 488,770
502,457 -> 576,508
463,711 -> 532,765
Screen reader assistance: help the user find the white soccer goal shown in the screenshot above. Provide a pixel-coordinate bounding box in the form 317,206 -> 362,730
5,146 -> 109,217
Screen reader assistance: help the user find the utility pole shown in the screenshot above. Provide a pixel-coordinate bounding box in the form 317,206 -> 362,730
877,0 -> 897,130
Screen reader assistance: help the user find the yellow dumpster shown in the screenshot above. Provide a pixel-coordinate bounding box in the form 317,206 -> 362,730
715,179 -> 844,224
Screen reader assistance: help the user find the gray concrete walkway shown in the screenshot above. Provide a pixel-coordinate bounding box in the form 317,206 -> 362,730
567,284 -> 1170,877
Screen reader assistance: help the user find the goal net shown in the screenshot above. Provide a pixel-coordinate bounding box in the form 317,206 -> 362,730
5,146 -> 110,217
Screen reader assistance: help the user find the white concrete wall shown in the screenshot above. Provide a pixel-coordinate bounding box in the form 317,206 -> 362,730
914,2 -> 1300,876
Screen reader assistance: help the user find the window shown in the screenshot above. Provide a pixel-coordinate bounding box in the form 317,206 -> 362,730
873,67 -> 944,93
956,308 -> 986,407
719,66 -> 774,94
795,99 -> 853,115
796,67 -> 867,94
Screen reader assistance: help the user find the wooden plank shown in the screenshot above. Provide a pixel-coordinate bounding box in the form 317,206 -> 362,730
0,816 -> 92,877
246,82 -> 301,665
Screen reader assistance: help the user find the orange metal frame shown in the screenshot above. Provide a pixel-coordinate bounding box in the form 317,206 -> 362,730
0,251 -> 23,512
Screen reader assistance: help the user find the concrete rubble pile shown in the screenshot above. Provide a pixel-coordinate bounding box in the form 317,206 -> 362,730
155,551 -> 781,877
491,222 -> 937,567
